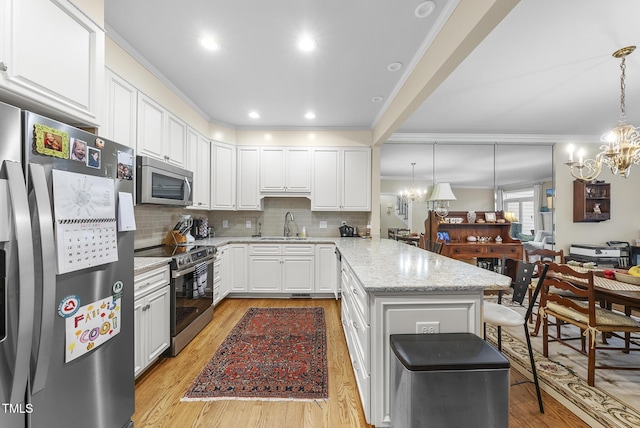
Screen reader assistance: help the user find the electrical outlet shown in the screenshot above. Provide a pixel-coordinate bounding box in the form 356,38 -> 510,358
416,321 -> 440,334
319,221 -> 327,229
245,220 -> 252,228
341,220 -> 347,226
222,220 -> 228,228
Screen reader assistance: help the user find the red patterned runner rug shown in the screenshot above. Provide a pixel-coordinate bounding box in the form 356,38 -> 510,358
182,307 -> 328,401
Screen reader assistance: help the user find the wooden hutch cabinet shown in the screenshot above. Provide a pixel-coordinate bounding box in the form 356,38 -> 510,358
573,180 -> 610,222
426,210 -> 523,262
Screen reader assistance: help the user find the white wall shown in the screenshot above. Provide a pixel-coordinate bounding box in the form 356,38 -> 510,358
554,142 -> 640,253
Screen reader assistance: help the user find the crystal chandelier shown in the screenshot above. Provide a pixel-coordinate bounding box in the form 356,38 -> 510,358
566,46 -> 640,180
400,163 -> 426,202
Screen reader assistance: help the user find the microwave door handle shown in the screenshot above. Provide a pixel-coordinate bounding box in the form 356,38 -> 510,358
5,161 -> 35,403
183,177 -> 192,204
28,164 -> 56,393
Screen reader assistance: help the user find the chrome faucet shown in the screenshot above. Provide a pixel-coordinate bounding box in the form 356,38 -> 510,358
284,211 -> 295,237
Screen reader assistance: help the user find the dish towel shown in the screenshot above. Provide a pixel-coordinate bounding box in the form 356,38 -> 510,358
193,262 -> 207,298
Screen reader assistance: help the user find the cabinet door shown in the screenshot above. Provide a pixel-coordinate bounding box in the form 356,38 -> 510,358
188,129 -> 211,209
211,141 -> 236,209
0,0 -> 104,126
315,244 -> 338,297
342,148 -> 371,211
249,257 -> 282,292
285,148 -> 311,192
260,147 -> 286,192
104,69 -> 137,147
282,257 -> 314,292
311,148 -> 341,211
165,113 -> 187,167
136,94 -> 166,161
237,147 -> 261,210
229,244 -> 248,292
217,245 -> 230,301
133,297 -> 145,378
145,286 -> 171,363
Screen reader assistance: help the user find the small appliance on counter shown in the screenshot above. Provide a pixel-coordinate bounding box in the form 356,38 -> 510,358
339,224 -> 356,237
192,217 -> 209,240
568,244 -> 621,267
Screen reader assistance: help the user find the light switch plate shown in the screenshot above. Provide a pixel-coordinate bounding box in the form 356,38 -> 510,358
245,220 -> 251,228
222,220 -> 228,228
319,221 -> 327,229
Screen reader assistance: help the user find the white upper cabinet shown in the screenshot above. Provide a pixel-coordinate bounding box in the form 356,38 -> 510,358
165,113 -> 187,167
237,146 -> 262,211
136,93 -> 165,161
342,148 -> 371,210
136,94 -> 188,168
0,0 -> 105,126
260,147 -> 310,193
211,141 -> 236,210
312,147 -> 371,211
104,69 -> 137,147
187,128 -> 210,209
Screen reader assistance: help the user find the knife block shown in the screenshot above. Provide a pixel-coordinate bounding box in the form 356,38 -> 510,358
163,230 -> 186,245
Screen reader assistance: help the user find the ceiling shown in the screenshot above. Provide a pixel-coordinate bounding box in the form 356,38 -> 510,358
104,0 -> 640,187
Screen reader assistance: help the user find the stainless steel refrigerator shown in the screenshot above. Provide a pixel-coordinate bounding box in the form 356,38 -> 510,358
1,100 -> 135,428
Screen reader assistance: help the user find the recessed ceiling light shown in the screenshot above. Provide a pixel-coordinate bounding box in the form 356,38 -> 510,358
387,62 -> 403,72
297,35 -> 317,52
415,1 -> 436,19
371,96 -> 384,103
248,111 -> 260,119
304,112 -> 316,119
199,36 -> 220,51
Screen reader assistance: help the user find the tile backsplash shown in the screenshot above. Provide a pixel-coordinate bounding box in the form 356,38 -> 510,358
133,197 -> 370,249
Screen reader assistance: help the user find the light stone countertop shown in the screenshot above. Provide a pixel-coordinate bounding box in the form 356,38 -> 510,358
193,236 -> 511,293
134,257 -> 171,275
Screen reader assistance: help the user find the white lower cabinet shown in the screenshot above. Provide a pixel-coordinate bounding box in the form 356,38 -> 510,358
229,244 -> 248,292
134,264 -> 171,378
340,259 -> 483,427
248,244 -> 314,293
315,244 -> 338,296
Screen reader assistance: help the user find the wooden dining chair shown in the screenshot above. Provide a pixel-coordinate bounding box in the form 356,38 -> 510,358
539,262 -> 640,387
418,233 -> 426,250
525,248 -> 565,335
424,239 -> 443,254
483,257 -> 548,413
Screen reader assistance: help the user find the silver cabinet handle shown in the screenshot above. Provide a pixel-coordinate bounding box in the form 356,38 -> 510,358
5,161 -> 35,403
29,163 -> 56,393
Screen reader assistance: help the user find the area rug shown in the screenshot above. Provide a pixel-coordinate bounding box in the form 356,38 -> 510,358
182,307 -> 328,401
484,298 -> 640,428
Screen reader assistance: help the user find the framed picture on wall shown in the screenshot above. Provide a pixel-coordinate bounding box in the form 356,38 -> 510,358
485,212 -> 497,223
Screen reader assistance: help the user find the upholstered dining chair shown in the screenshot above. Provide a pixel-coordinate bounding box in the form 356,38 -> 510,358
525,248 -> 565,335
539,262 -> 640,387
483,257 -> 548,413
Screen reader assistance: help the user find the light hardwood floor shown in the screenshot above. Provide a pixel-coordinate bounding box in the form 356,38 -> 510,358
133,298 -> 589,427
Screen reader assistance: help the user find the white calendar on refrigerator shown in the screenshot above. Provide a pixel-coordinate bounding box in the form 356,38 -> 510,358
52,170 -> 118,274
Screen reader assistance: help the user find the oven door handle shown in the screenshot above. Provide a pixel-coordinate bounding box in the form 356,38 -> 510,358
172,257 -> 216,278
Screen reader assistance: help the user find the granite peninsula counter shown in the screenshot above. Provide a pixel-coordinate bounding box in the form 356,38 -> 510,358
195,236 -> 510,427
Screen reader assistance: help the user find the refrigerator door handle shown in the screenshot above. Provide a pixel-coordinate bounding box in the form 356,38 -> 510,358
29,163 -> 56,393
183,176 -> 192,205
5,161 -> 35,403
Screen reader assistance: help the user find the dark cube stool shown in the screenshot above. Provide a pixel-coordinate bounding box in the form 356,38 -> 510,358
390,333 -> 510,428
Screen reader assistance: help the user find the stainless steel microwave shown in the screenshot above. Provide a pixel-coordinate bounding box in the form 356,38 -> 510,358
136,156 -> 193,206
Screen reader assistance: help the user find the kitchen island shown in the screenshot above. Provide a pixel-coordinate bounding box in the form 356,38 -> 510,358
194,236 -> 510,427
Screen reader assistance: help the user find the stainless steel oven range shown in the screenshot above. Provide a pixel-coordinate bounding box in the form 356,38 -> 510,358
135,244 -> 216,356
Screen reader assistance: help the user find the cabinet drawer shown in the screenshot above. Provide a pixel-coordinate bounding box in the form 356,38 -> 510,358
342,293 -> 370,372
341,263 -> 368,324
449,245 -> 485,256
134,264 -> 170,298
283,244 -> 314,255
249,244 -> 281,255
487,245 -> 520,256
